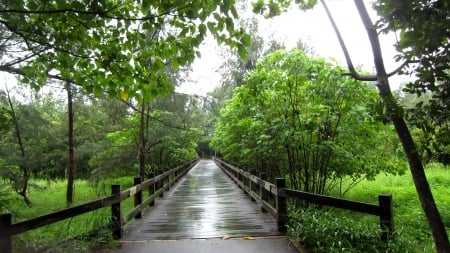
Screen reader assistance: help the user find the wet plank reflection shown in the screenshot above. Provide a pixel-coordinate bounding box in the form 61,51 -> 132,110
122,160 -> 278,240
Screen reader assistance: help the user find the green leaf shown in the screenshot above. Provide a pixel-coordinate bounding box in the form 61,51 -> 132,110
240,33 -> 251,47
225,17 -> 234,33
172,58 -> 180,69
56,0 -> 68,8
199,23 -> 207,35
142,0 -> 151,11
237,44 -> 247,59
151,58 -> 165,72
94,85 -> 103,97
207,22 -> 217,33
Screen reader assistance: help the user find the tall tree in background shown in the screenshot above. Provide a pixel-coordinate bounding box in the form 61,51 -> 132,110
3,84 -> 31,206
65,81 -> 75,203
253,0 -> 449,251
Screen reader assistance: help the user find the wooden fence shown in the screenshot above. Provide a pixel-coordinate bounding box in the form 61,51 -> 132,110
214,158 -> 394,240
0,158 -> 199,253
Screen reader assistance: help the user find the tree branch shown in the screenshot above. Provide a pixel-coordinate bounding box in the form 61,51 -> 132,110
123,100 -> 188,131
320,0 -> 411,82
320,0 -> 376,81
0,4 -> 188,22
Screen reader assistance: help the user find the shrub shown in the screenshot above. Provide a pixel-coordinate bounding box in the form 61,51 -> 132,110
288,207 -> 419,253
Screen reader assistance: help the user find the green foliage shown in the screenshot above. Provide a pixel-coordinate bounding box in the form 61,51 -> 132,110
324,163 -> 450,252
374,0 -> 450,165
0,92 -> 130,181
252,0 -> 316,18
212,49 -> 402,194
288,207 -> 418,253
0,0 -> 250,102
90,92 -> 202,178
290,162 -> 450,253
5,178 -> 134,252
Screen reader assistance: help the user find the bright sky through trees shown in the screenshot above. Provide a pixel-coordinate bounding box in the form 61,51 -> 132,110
177,0 -> 408,96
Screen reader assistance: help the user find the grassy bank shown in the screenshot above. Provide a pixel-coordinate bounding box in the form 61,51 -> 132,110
3,177 -> 134,252
288,162 -> 450,252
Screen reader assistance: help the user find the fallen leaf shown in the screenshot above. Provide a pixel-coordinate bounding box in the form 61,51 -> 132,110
222,235 -> 232,240
243,236 -> 255,240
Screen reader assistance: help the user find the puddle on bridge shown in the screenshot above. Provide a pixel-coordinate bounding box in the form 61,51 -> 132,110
121,160 -> 278,240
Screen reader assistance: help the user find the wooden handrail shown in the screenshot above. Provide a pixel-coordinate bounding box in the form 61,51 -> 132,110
214,157 -> 394,241
0,158 -> 199,253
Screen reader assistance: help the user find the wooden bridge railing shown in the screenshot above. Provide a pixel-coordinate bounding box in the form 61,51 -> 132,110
0,158 -> 199,253
214,158 -> 394,241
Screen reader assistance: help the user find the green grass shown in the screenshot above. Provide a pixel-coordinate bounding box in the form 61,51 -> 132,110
288,162 -> 450,253
3,177 -> 135,252
4,163 -> 449,252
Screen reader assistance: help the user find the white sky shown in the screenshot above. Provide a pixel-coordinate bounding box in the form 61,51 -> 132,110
177,0 -> 410,96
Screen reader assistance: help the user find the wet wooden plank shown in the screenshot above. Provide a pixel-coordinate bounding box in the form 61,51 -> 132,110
122,160 -> 279,240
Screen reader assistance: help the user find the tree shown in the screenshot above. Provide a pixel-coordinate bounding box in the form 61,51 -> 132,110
65,81 -> 75,203
253,0 -> 450,251
2,84 -> 31,206
212,49 -> 401,194
374,0 -> 450,166
1,0 -> 250,204
90,92 -> 203,179
0,0 -> 249,101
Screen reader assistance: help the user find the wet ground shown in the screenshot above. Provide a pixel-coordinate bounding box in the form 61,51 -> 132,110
107,160 -> 302,252
121,159 -> 278,240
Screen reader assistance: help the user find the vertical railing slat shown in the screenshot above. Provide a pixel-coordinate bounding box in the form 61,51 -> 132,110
276,178 -> 287,234
134,177 -> 142,219
379,194 -> 394,241
111,184 -> 123,239
0,213 -> 12,253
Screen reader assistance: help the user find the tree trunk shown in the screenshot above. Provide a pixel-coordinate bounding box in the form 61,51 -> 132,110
353,1 -> 450,251
66,81 -> 75,204
4,84 -> 32,206
138,103 -> 147,180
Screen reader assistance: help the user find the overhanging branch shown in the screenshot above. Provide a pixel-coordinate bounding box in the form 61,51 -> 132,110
320,0 -> 410,82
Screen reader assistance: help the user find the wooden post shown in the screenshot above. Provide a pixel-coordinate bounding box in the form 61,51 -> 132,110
134,177 -> 142,219
167,169 -> 171,191
260,172 -> 268,212
276,178 -> 287,233
0,213 -> 12,253
174,167 -> 178,182
239,170 -> 244,189
159,169 -> 164,197
169,168 -> 173,189
111,184 -> 123,239
149,172 -> 155,206
249,173 -> 255,201
379,194 -> 394,241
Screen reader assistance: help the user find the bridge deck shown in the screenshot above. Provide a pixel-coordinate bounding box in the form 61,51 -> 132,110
121,159 -> 279,240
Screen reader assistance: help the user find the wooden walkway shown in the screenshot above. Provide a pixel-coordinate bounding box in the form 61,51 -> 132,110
121,160 -> 279,240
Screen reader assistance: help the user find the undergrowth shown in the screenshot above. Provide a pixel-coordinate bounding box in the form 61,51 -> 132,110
3,177 -> 135,252
288,207 -> 417,253
288,162 -> 449,253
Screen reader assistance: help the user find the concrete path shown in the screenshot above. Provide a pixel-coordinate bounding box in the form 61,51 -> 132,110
106,160 -> 302,252
110,236 -> 302,253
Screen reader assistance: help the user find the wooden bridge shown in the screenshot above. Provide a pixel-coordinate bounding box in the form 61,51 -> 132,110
120,159 -> 279,240
106,159 -> 301,253
0,158 -> 393,253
